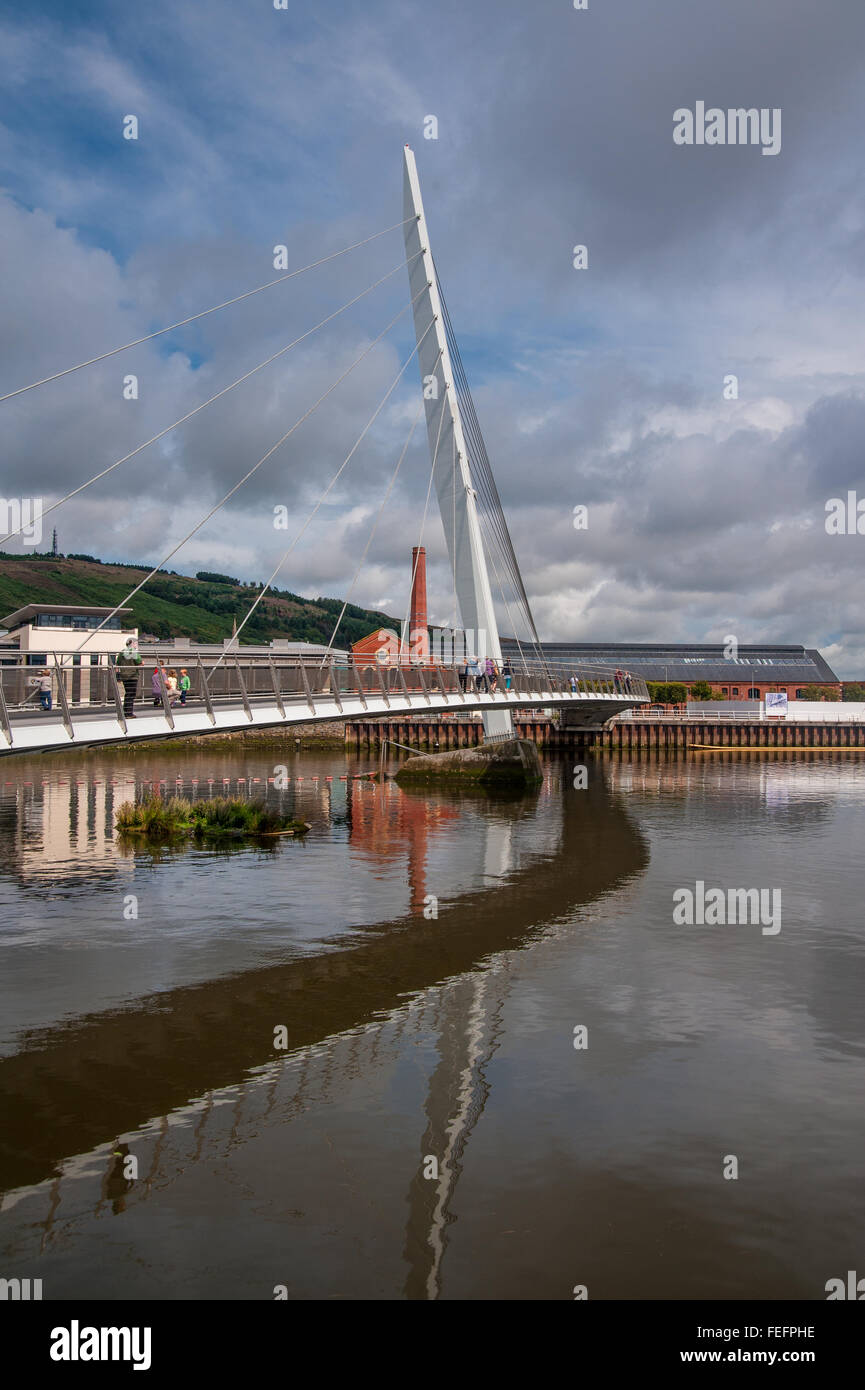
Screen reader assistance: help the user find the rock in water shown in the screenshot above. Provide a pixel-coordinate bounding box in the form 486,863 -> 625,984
394,737 -> 542,786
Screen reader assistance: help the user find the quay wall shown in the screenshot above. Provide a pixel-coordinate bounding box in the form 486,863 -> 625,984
344,717 -> 865,751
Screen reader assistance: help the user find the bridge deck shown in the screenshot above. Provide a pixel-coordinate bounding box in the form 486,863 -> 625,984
0,656 -> 649,757
0,688 -> 643,756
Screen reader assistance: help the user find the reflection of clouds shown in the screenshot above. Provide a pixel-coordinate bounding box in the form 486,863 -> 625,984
761,765 -> 865,799
604,755 -> 850,831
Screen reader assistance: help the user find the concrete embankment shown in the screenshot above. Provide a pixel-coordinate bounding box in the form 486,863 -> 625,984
121,721 -> 348,753
394,737 -> 542,786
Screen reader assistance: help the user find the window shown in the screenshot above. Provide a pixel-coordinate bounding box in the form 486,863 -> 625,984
748,687 -> 760,699
722,687 -> 729,695
35,614 -> 71,627
796,688 -> 805,699
732,687 -> 739,695
35,613 -> 122,631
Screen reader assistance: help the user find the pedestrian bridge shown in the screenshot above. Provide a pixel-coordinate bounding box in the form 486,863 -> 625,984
0,150 -> 652,760
0,653 -> 649,757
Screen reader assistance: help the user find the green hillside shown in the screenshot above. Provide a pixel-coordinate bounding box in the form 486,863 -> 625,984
0,552 -> 398,647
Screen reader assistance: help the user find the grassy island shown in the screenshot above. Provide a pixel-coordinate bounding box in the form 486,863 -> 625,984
116,793 -> 309,840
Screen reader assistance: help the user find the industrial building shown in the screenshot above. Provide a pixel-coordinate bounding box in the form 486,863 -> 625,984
500,642 -> 841,701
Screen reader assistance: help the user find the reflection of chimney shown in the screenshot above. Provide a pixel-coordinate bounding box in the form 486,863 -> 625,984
410,546 -> 428,653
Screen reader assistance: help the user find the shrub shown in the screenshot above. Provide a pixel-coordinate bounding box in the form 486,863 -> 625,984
798,684 -> 839,702
117,794 -> 306,839
648,681 -> 688,704
115,792 -> 190,838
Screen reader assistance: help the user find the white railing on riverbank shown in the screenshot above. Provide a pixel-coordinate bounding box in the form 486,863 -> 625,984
618,702 -> 865,724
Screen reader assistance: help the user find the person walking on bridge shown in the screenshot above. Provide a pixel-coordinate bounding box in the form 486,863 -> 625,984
179,669 -> 191,706
38,668 -> 52,712
116,639 -> 142,718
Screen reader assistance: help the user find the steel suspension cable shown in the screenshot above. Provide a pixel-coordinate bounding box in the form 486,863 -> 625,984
434,264 -> 519,573
434,263 -> 542,655
74,285 -> 432,651
319,391 -> 428,663
443,312 -> 537,645
475,506 -> 530,674
446,350 -> 543,665
449,350 -> 544,666
0,216 -> 420,403
0,253 -> 423,547
440,343 -> 534,630
209,318 -> 438,667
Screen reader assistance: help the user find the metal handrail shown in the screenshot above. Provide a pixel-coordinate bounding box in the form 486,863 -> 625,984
0,648 -> 650,747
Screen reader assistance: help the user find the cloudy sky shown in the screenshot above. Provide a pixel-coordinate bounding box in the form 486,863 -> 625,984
1,0 -> 864,671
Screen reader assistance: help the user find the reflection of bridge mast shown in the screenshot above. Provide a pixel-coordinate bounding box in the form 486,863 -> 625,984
403,965 -> 510,1299
2,774 -> 649,1228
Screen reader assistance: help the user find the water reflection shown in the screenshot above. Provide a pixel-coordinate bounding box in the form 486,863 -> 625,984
0,755 -> 646,1289
0,773 -> 137,892
2,748 -> 863,1299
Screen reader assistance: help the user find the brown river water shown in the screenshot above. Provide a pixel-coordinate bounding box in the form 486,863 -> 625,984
0,743 -> 862,1299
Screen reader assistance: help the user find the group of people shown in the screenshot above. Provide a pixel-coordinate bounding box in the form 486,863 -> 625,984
35,640 -> 193,719
456,660 -> 633,698
113,640 -> 193,717
567,668 -> 633,693
458,656 -> 513,693
152,666 -> 191,707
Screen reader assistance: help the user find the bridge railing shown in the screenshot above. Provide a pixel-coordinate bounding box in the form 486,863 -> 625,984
0,650 -> 648,739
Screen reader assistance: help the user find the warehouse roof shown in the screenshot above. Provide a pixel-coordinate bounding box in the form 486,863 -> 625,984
499,641 -> 839,683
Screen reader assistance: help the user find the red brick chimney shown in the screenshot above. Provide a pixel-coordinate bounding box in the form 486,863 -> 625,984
409,545 -> 428,659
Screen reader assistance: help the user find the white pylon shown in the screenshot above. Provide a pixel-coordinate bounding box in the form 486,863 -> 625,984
402,145 -> 513,740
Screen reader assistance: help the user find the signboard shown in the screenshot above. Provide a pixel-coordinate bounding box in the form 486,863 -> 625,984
765,691 -> 788,718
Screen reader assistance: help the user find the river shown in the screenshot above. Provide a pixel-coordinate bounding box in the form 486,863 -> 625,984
0,744 -> 862,1299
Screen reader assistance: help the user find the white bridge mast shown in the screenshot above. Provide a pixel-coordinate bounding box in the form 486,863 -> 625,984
403,145 -> 512,741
